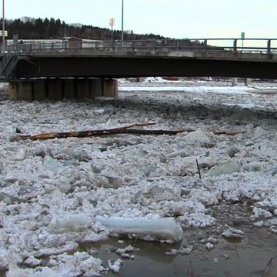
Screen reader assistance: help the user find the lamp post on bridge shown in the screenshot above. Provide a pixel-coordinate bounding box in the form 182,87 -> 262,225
2,0 -> 5,52
121,0 -> 124,46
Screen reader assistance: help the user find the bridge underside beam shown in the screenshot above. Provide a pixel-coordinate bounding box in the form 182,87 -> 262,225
9,78 -> 118,101
13,56 -> 277,79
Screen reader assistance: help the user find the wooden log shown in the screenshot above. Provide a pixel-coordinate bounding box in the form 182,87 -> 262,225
213,130 -> 244,136
14,123 -> 193,141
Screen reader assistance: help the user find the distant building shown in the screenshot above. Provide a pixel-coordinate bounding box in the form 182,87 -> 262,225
68,23 -> 83,28
21,17 -> 35,23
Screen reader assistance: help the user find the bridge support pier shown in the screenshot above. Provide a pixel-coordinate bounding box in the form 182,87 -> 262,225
231,78 -> 238,86
8,78 -> 118,101
244,78 -> 252,86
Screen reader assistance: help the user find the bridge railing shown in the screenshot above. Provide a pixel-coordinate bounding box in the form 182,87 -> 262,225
2,38 -> 277,57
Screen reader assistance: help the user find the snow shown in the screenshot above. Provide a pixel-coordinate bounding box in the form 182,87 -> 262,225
1,78 -> 277,274
120,85 -> 254,94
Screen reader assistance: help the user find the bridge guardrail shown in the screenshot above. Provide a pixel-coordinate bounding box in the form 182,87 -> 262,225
1,38 -> 277,57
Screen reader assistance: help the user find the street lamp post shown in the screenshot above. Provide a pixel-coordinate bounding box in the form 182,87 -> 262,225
121,0 -> 124,45
2,0 -> 5,52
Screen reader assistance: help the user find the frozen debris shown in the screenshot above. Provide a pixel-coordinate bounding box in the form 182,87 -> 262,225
167,150 -> 188,159
83,230 -> 109,242
93,109 -> 106,115
144,186 -> 181,202
24,256 -> 42,267
264,218 -> 277,227
227,147 -> 240,158
184,129 -> 214,147
270,226 -> 277,234
180,212 -> 216,228
115,245 -> 137,259
200,238 -> 207,244
72,149 -> 91,162
120,253 -> 135,259
46,252 -> 104,276
115,245 -> 137,255
208,237 -> 218,244
49,214 -> 91,233
205,242 -> 215,250
222,227 -> 245,240
165,249 -> 179,256
253,126 -> 267,139
104,175 -> 123,188
0,192 -> 16,204
221,254 -> 230,259
166,245 -> 194,256
180,246 -> 194,255
124,245 -> 137,252
253,221 -> 264,227
243,162 -> 262,172
6,266 -> 61,277
33,242 -> 79,258
251,207 -> 273,220
271,168 -> 277,177
108,259 -> 123,273
207,161 -> 241,177
97,217 -> 183,243
43,156 -> 61,173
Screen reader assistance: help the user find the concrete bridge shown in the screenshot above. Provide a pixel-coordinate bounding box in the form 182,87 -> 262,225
2,38 -> 277,100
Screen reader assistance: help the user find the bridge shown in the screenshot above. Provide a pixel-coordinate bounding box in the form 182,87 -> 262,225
2,38 -> 277,100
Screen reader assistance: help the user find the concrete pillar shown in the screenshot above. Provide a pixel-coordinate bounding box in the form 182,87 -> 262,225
232,78 -> 238,87
9,82 -> 18,100
102,79 -> 118,98
47,79 -> 63,100
89,78 -> 103,98
76,78 -> 90,99
63,79 -> 76,99
17,81 -> 33,101
244,78 -> 252,86
8,78 -> 118,101
33,79 -> 47,100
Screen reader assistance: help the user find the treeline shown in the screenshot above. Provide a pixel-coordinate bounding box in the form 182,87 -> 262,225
3,17 -> 166,41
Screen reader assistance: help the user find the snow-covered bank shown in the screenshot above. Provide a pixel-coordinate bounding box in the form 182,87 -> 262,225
1,80 -> 277,275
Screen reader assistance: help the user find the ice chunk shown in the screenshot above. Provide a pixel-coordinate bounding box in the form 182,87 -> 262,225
97,217 -> 183,243
205,242 -> 214,250
44,156 -> 61,173
222,227 -> 244,240
207,161 -> 241,176
6,266 -> 61,277
49,214 -> 91,233
184,129 -> 214,147
108,259 -> 123,273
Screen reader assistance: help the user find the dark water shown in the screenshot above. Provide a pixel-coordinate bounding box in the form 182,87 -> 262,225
80,203 -> 277,277
84,227 -> 277,277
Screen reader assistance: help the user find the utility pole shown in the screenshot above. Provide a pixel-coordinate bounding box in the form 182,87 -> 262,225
121,0 -> 124,45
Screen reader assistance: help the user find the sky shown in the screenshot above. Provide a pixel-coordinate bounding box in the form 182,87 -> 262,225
5,0 -> 277,39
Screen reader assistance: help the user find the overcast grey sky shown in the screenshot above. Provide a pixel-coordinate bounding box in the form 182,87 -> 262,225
6,0 -> 277,39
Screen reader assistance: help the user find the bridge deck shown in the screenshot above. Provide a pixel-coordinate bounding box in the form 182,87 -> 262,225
2,38 -> 277,80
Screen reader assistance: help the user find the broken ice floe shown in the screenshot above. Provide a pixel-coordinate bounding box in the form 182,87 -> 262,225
49,214 -> 91,233
222,227 -> 245,240
166,245 -> 193,256
108,259 -> 123,273
207,161 -> 241,177
97,216 -> 183,243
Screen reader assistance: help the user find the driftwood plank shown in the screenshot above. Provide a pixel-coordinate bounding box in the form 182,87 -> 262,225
14,123 -> 194,141
213,130 -> 244,136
